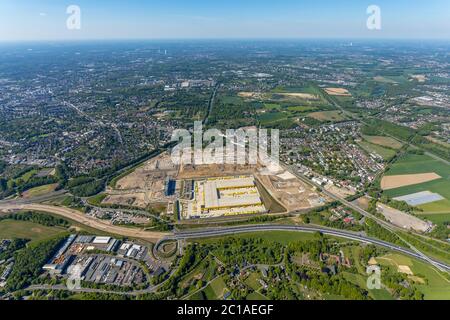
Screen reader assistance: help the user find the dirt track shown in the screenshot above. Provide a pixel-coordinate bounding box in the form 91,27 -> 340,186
0,204 -> 168,242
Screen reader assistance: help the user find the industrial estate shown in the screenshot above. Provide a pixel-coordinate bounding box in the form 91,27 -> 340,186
0,4 -> 449,302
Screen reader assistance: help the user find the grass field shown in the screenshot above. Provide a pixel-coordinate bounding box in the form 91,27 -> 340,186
245,272 -> 262,291
263,103 -> 281,111
0,219 -> 67,244
258,104 -> 322,127
417,200 -> 450,214
258,111 -> 289,125
203,277 -> 228,300
246,291 -> 269,300
419,213 -> 450,226
22,183 -> 58,198
383,154 -> 450,213
308,110 -> 345,122
376,253 -> 450,300
286,106 -> 318,113
358,140 -> 397,161
362,135 -> 403,149
410,259 -> 450,300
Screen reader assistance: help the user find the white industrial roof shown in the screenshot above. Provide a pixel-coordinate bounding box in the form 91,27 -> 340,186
93,236 -> 111,244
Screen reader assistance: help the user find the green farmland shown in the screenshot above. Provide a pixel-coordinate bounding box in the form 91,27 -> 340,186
383,154 -> 450,214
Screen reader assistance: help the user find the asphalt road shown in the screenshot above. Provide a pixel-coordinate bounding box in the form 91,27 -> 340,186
168,224 -> 450,272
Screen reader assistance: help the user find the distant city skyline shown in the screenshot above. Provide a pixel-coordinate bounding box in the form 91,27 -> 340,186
1,0 -> 450,41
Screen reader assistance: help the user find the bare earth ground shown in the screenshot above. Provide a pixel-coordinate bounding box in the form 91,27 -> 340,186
103,192 -> 148,209
106,149 -> 327,214
352,196 -> 371,211
105,152 -> 178,208
325,184 -> 355,198
398,265 -> 414,275
0,204 -> 168,242
178,163 -> 256,180
324,88 -> 352,96
277,92 -> 319,100
179,161 -> 325,213
381,173 -> 442,190
376,203 -> 431,233
256,173 -> 325,212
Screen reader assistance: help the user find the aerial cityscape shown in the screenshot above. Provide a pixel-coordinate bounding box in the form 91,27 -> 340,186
0,0 -> 449,305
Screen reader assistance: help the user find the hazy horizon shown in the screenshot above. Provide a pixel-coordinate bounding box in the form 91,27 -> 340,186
1,0 -> 449,41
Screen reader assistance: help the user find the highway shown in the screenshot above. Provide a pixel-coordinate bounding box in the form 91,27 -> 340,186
166,224 -> 450,272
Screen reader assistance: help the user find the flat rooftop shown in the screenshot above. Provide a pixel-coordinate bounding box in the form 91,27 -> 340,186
180,175 -> 267,219
204,177 -> 262,209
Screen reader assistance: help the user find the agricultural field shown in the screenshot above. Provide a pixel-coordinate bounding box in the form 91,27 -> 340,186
420,213 -> 450,227
324,88 -> 352,96
382,153 -> 450,214
243,85 -> 337,128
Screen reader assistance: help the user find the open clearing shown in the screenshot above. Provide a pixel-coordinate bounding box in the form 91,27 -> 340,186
324,88 -> 351,96
417,199 -> 450,214
376,203 -> 432,232
276,92 -> 319,100
358,140 -> 396,161
21,183 -> 58,198
381,173 -> 442,190
256,171 -> 325,212
362,135 -> 403,149
203,277 -> 228,299
308,110 -> 345,122
0,219 -> 66,243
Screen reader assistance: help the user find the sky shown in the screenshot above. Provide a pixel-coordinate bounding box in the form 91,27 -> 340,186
0,0 -> 449,41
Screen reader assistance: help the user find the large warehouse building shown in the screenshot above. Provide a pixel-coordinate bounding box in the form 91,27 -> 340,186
180,175 -> 267,219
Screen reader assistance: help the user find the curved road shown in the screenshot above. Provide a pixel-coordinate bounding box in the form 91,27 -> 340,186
165,224 -> 450,272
